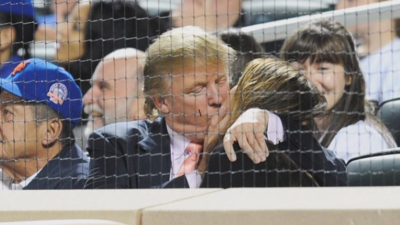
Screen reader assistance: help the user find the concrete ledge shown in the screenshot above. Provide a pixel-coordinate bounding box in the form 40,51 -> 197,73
0,219 -> 127,225
0,189 -> 220,225
142,187 -> 400,225
1,188 -> 399,225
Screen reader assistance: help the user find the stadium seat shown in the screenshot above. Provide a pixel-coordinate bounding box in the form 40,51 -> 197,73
347,150 -> 400,186
377,98 -> 400,146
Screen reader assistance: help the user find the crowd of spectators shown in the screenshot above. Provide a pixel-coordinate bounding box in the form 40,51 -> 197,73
0,0 -> 398,190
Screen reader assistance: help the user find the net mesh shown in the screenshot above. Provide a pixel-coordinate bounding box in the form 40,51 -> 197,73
0,0 -> 399,190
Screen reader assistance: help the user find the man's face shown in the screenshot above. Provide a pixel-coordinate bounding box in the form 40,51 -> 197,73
0,91 -> 45,164
161,62 -> 229,142
83,58 -> 140,136
56,3 -> 91,62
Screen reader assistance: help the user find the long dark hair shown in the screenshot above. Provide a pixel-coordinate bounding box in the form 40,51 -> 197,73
280,20 -> 365,147
218,29 -> 264,87
280,19 -> 395,148
66,0 -> 153,94
205,57 -> 326,187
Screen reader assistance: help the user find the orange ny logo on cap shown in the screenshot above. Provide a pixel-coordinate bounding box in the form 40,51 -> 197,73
11,61 -> 30,76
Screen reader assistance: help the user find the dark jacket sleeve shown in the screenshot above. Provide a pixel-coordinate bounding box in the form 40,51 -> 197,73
201,115 -> 347,188
84,129 -> 137,189
278,116 -> 347,186
159,175 -> 190,189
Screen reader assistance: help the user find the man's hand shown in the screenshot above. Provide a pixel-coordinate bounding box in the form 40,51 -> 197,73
223,108 -> 269,163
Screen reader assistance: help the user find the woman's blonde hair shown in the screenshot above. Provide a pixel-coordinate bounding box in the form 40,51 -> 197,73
206,57 -> 326,153
205,57 -> 325,186
143,26 -> 235,116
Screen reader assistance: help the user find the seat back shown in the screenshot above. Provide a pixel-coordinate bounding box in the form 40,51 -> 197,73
347,150 -> 400,186
377,98 -> 400,146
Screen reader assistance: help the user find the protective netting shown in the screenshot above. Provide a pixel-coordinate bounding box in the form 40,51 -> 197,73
0,0 -> 399,190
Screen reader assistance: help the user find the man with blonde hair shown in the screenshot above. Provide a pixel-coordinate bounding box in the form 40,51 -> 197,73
85,26 -> 275,189
82,48 -> 147,139
85,26 -> 346,189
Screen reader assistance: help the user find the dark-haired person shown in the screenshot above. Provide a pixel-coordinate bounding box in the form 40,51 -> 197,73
56,0 -> 154,95
201,57 -> 346,188
280,20 -> 396,162
0,58 -> 89,190
218,29 -> 264,87
0,0 -> 37,78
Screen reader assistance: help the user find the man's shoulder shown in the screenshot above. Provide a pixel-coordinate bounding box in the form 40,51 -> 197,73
50,144 -> 90,173
25,144 -> 90,190
95,117 -> 165,138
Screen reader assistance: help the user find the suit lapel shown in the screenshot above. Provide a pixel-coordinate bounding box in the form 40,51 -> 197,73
137,117 -> 171,188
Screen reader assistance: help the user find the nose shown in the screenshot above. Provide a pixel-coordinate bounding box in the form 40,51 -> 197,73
57,22 -> 67,40
83,86 -> 100,106
207,84 -> 223,106
304,68 -> 323,91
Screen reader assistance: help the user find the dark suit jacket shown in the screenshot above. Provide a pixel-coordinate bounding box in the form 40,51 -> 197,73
24,144 -> 90,190
85,116 -> 346,189
84,117 -> 187,189
201,116 -> 348,188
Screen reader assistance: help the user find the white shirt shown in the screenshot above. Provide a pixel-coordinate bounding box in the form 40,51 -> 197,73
328,120 -> 392,162
167,110 -> 285,188
167,125 -> 203,189
0,169 -> 40,190
11,171 -> 40,190
0,169 -> 12,190
360,38 -> 400,104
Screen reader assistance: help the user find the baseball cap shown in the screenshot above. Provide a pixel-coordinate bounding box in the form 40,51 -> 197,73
0,58 -> 83,128
0,0 -> 35,18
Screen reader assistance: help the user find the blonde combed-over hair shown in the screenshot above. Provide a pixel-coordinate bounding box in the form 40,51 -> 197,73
143,26 -> 235,116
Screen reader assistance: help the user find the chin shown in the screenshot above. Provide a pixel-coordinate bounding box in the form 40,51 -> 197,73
186,133 -> 206,143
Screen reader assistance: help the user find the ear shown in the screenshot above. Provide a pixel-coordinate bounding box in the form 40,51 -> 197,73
0,26 -> 16,51
345,75 -> 352,86
41,119 -> 63,146
152,96 -> 171,115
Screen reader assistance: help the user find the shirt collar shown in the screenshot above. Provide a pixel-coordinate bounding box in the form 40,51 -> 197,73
166,124 -> 191,160
10,169 -> 42,190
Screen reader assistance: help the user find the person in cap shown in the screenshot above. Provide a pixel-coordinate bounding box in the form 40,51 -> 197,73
0,58 -> 89,190
0,0 -> 37,78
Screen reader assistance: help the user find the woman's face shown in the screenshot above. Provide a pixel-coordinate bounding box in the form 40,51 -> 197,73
56,3 -> 91,62
291,58 -> 351,111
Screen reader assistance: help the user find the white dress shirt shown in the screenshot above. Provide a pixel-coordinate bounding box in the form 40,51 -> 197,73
0,169 -> 12,190
360,38 -> 400,104
327,120 -> 393,162
167,110 -> 285,188
167,125 -> 202,189
0,169 -> 41,190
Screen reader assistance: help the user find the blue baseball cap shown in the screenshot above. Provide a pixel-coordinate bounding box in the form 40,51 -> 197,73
0,0 -> 35,18
0,58 -> 83,128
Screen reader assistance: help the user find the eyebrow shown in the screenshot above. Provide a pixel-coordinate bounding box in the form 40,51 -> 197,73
91,78 -> 110,86
183,80 -> 208,93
